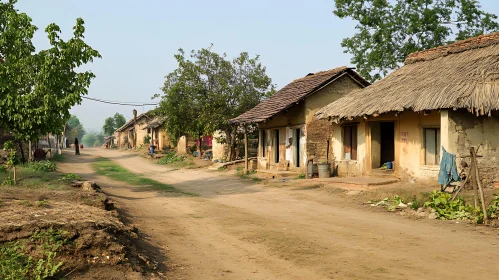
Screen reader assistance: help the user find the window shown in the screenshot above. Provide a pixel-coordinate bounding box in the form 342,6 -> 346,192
424,128 -> 440,165
343,125 -> 357,160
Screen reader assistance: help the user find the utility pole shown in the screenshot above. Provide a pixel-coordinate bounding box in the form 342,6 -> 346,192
133,109 -> 137,149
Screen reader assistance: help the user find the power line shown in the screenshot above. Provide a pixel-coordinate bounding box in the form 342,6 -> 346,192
82,96 -> 158,106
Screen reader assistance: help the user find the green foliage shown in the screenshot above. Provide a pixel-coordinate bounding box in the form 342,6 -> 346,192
296,174 -> 306,179
334,0 -> 499,82
3,140 -> 17,168
487,194 -> 499,219
24,161 -> 56,173
81,131 -> 104,147
143,134 -> 151,144
60,173 -> 82,181
0,165 -> 6,173
113,113 -> 126,129
158,152 -> 184,165
424,191 -> 475,220
0,2 -> 101,141
0,228 -> 68,279
66,115 -> 86,141
2,176 -> 14,186
154,46 -> 275,150
102,117 -> 115,136
36,200 -> 49,208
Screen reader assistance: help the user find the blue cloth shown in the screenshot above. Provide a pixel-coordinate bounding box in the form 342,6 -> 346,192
438,147 -> 460,185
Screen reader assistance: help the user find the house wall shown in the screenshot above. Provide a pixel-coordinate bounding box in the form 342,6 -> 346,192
212,130 -> 228,161
332,110 -> 441,179
134,118 -> 149,148
447,109 -> 499,187
257,75 -> 364,172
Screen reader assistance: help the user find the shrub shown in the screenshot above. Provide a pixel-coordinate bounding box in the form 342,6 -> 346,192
25,161 -> 56,173
424,191 -> 475,220
158,152 -> 184,165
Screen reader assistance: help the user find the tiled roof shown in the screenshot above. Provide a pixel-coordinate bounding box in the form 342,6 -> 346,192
230,67 -> 369,124
405,32 -> 499,64
115,111 -> 151,132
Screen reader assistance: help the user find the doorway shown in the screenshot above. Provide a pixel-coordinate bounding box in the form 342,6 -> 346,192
294,128 -> 300,168
370,122 -> 395,169
274,129 -> 279,163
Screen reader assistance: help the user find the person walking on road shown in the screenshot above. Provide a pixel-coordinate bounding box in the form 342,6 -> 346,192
75,138 -> 80,155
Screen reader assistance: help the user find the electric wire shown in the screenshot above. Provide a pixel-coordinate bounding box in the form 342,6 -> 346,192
82,96 -> 158,106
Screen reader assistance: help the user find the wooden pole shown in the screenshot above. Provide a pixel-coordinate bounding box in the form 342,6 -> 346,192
28,140 -> 32,162
470,148 -> 479,209
244,126 -> 249,174
471,147 -> 488,224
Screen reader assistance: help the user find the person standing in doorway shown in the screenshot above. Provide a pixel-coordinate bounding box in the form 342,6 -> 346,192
75,138 -> 80,155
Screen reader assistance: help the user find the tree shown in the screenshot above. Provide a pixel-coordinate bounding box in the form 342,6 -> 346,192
102,117 -> 115,136
0,0 -> 101,142
82,131 -> 104,147
155,46 -> 274,159
113,113 -> 126,129
66,115 -> 85,141
334,0 -> 499,82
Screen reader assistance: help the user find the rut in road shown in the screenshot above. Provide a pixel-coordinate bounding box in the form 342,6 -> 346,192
59,148 -> 499,280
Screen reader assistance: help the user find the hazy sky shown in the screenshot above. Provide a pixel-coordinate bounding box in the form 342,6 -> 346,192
16,0 -> 499,132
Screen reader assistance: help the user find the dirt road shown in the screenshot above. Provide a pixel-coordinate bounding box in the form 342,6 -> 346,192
59,148 -> 499,280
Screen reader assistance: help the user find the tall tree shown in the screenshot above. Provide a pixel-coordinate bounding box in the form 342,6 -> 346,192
155,46 -> 274,159
102,117 -> 115,136
0,0 -> 100,142
334,0 -> 499,82
113,113 -> 126,129
66,115 -> 85,141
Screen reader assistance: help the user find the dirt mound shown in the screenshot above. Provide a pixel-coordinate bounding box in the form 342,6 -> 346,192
0,189 -> 159,279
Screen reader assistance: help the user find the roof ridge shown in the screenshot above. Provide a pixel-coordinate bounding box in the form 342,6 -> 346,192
292,66 -> 348,82
405,32 -> 499,64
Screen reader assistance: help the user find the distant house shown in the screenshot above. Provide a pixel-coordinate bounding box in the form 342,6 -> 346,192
143,118 -> 171,149
231,67 -> 370,172
315,32 -> 499,185
115,111 -> 152,149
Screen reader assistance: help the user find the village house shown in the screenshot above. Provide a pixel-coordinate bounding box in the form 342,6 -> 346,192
230,67 -> 370,172
143,118 -> 171,150
315,32 -> 499,186
115,111 -> 152,149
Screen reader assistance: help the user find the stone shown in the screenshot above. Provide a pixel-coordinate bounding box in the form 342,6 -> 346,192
417,207 -> 424,214
82,181 -> 97,192
418,212 -> 428,217
428,213 -> 438,220
397,202 -> 408,208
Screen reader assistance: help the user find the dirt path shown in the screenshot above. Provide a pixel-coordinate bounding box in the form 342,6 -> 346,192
59,148 -> 499,280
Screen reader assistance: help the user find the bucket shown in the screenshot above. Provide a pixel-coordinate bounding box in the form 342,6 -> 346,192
318,163 -> 331,178
386,162 -> 393,169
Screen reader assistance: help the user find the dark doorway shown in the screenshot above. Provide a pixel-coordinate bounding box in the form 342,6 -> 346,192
274,129 -> 279,163
370,122 -> 395,168
295,128 -> 300,167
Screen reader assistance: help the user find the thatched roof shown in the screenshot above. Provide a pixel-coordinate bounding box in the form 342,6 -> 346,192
315,32 -> 499,121
230,67 -> 369,124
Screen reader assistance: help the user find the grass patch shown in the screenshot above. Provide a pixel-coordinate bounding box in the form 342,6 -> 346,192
0,228 -> 69,279
19,200 -> 34,207
235,167 -> 262,182
36,199 -> 50,208
52,153 -> 65,162
296,174 -> 306,179
92,158 -> 196,196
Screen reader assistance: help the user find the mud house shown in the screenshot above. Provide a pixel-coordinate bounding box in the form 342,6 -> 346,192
231,67 -> 370,172
115,111 -> 152,149
143,118 -> 170,150
315,32 -> 499,186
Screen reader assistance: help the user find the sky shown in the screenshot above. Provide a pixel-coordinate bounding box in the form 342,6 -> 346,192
15,0 -> 499,132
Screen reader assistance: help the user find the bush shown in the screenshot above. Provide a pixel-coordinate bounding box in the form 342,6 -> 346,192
143,134 -> 151,144
24,161 -> 56,173
424,191 -> 475,220
0,165 -> 7,173
158,152 -> 184,165
60,173 -> 82,181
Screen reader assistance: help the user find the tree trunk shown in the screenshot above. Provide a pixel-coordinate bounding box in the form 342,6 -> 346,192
13,166 -> 16,185
197,134 -> 202,157
28,140 -> 32,162
17,141 -> 26,164
225,129 -> 233,161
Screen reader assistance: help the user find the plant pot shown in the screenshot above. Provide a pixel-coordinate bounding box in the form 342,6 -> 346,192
317,163 -> 331,178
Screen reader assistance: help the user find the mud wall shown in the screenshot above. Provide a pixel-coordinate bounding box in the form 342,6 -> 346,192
448,109 -> 499,187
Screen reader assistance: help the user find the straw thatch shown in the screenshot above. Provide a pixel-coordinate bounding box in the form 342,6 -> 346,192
230,67 -> 369,124
315,32 -> 499,122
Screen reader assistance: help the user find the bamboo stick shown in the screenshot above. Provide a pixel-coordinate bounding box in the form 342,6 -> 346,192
472,147 -> 488,224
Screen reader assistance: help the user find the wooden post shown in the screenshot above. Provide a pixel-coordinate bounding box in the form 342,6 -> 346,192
133,109 -> 137,149
244,126 -> 249,174
28,140 -> 32,162
471,147 -> 488,224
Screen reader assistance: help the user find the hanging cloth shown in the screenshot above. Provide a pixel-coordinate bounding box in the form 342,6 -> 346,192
438,147 -> 460,186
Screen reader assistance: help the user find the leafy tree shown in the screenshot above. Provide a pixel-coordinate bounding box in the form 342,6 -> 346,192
155,46 -> 274,159
66,115 -> 85,141
102,117 -> 115,136
82,131 -> 104,147
0,0 -> 101,142
334,0 -> 499,82
113,113 -> 126,129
